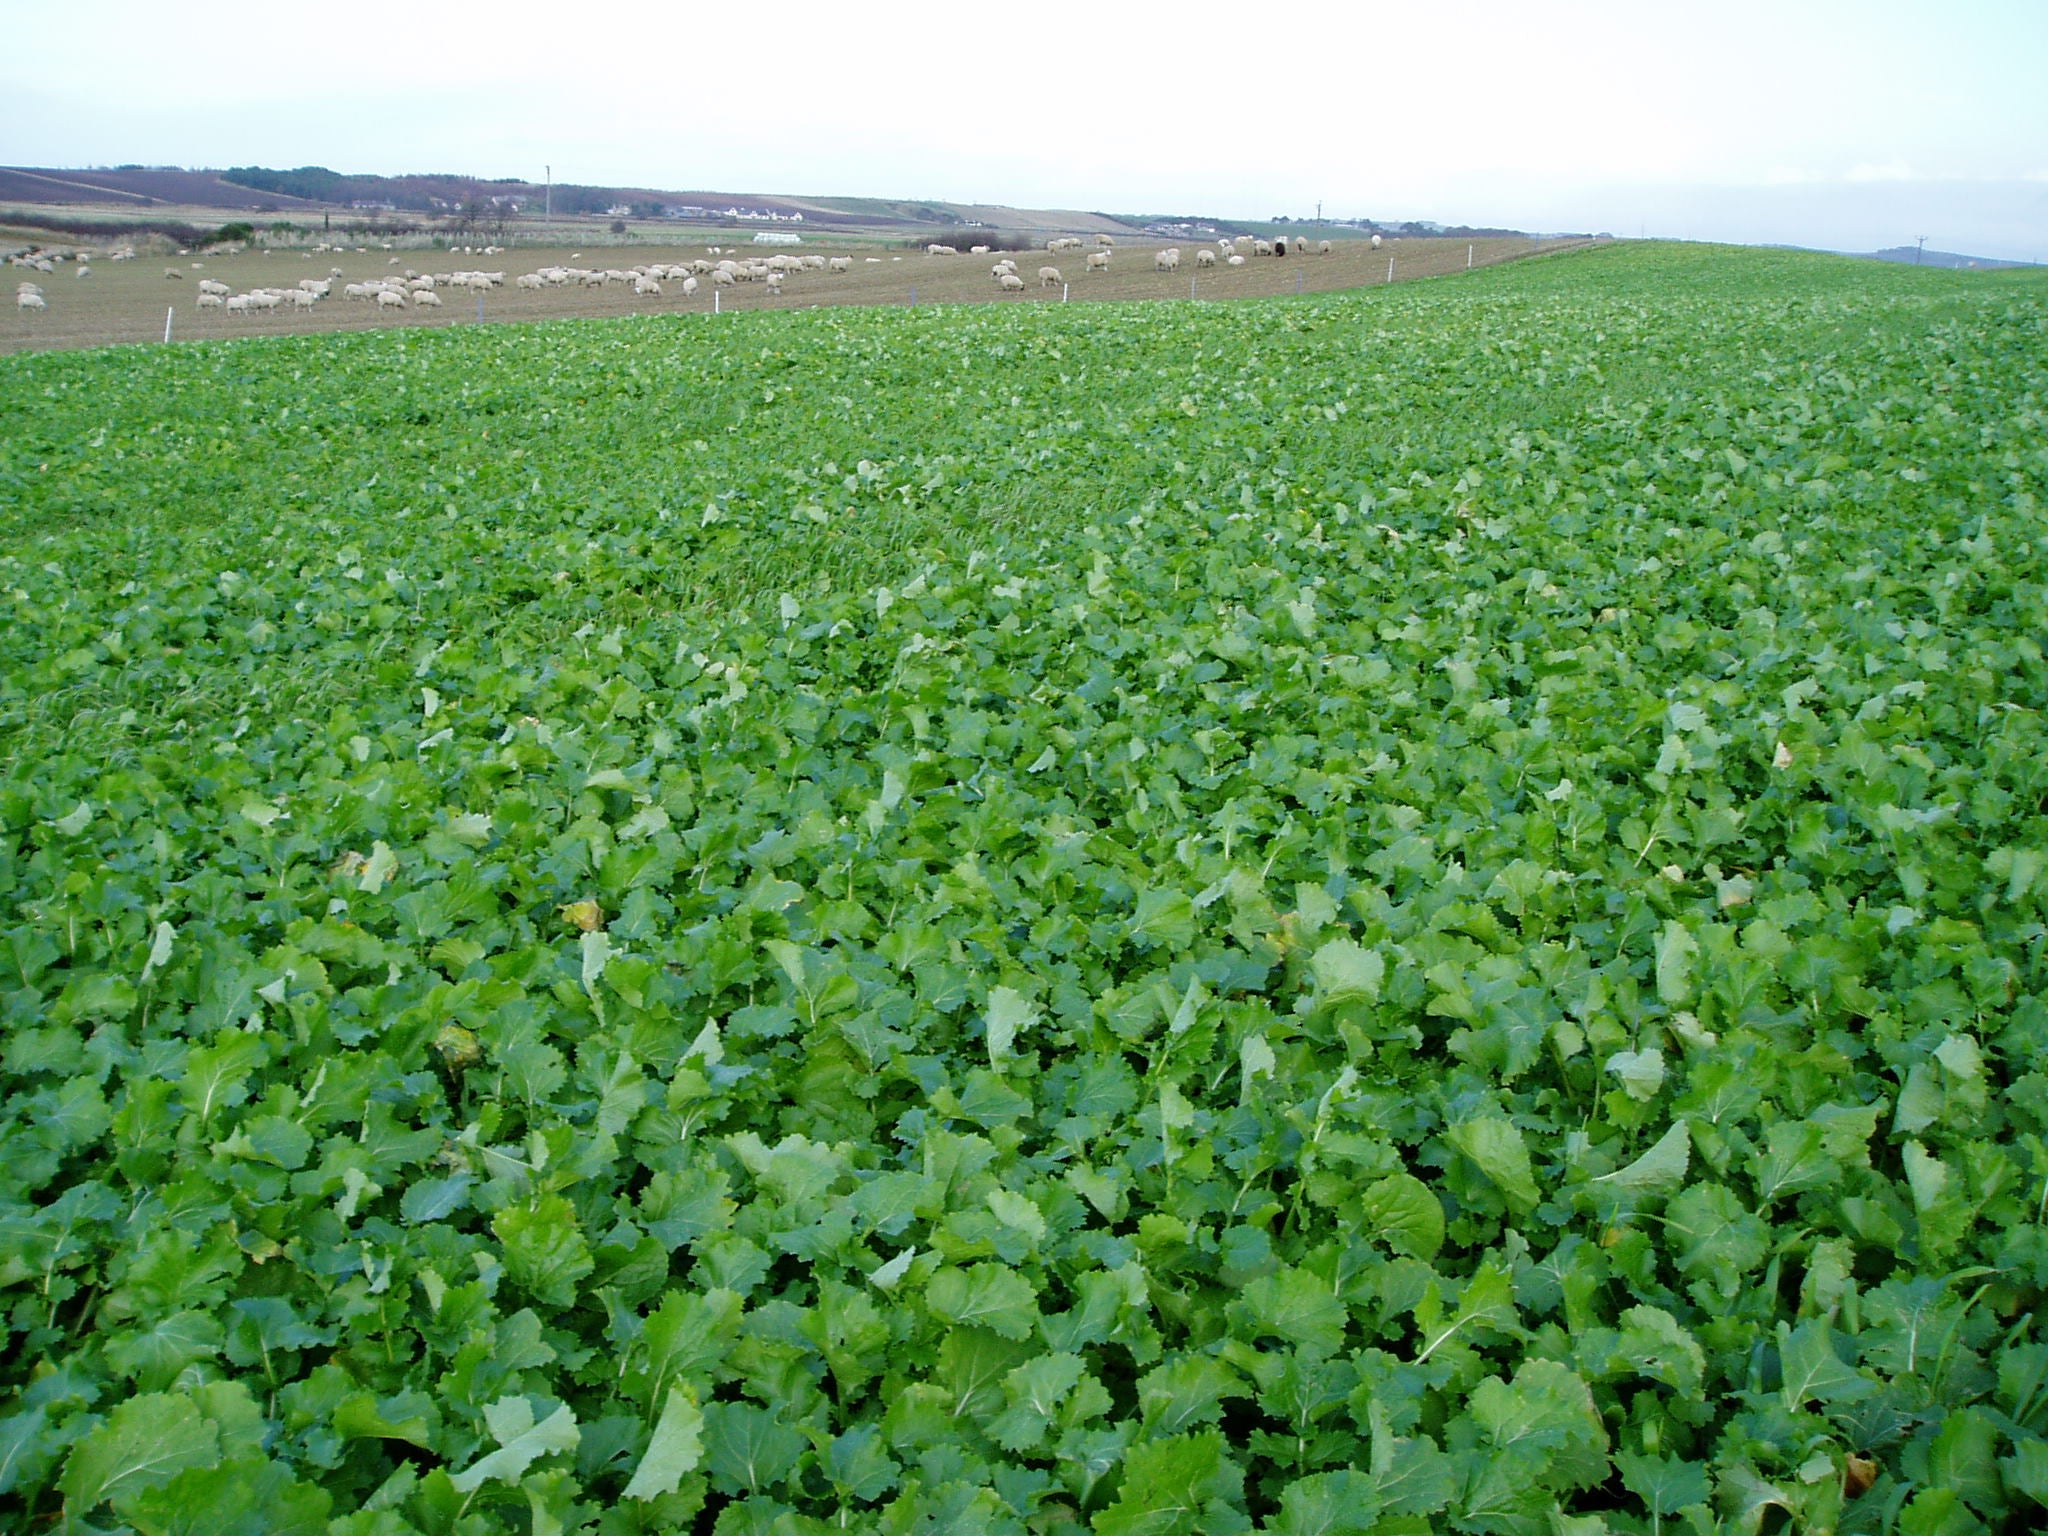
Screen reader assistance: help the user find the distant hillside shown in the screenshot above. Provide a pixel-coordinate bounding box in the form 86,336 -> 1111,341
0,165 -> 328,211
1862,245 -> 2032,271
0,164 -> 1155,240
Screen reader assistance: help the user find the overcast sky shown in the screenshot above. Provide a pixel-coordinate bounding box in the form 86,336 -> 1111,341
4,0 -> 2043,260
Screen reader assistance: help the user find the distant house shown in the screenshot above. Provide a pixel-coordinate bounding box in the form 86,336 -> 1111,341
753,231 -> 802,245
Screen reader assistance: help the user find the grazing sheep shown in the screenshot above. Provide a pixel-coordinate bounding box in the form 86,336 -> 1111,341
517,273 -> 545,290
681,275 -> 699,296
75,265 -> 91,279
1318,240 -> 1333,254
196,292 -> 224,310
765,272 -> 783,294
634,276 -> 662,296
1255,240 -> 1274,256
712,267 -> 736,286
828,256 -> 852,273
991,259 -> 1019,280
1195,249 -> 1216,268
164,267 -> 184,279
999,272 -> 1025,292
1095,233 -> 1115,247
412,290 -> 443,307
926,244 -> 957,256
970,245 -> 990,255
198,278 -> 230,296
1233,236 -> 1255,255
1227,253 -> 1246,267
1155,248 -> 1181,272
1086,250 -> 1110,272
17,290 -> 46,312
376,289 -> 408,310
1370,233 -> 1383,250
1039,265 -> 1063,286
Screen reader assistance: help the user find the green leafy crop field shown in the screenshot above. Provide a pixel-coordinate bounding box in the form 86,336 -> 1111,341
2,243 -> 2045,1534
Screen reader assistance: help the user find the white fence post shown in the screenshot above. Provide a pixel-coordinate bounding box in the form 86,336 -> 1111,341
163,307 -> 174,343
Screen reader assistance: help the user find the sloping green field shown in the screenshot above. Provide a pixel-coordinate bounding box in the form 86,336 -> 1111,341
2,245 -> 2046,1534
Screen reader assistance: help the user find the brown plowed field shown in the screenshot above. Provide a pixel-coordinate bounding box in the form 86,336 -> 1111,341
5,236 -> 1597,355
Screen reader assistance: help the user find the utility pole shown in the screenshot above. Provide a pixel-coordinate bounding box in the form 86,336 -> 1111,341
1915,234 -> 1928,265
546,166 -> 553,244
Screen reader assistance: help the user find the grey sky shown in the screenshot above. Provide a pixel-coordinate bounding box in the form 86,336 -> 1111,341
4,0 -> 2043,259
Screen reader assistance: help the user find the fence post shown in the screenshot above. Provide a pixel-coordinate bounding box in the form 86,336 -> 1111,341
163,307 -> 174,344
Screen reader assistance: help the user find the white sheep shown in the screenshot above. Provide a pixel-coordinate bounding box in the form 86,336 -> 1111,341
412,290 -> 443,307
971,245 -> 990,255
517,273 -> 545,290
198,279 -> 230,296
634,276 -> 662,296
828,256 -> 852,273
164,267 -> 184,279
712,267 -> 736,286
1086,250 -> 1110,272
1255,240 -> 1274,256
1155,248 -> 1181,272
1095,233 -> 1115,247
1039,265 -> 1063,286
17,290 -> 45,312
1370,233 -> 1383,250
1227,253 -> 1246,267
1195,249 -> 1216,268
196,292 -> 224,311
999,272 -> 1025,292
1318,240 -> 1333,254
75,265 -> 91,279
681,275 -> 699,296
765,272 -> 783,294
377,289 -> 409,310
927,244 -> 957,256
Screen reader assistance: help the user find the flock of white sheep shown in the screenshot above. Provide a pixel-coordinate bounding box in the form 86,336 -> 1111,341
12,243 -> 107,310
12,227 -> 1392,323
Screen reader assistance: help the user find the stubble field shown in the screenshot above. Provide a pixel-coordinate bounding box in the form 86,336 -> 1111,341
5,235 -> 1585,355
